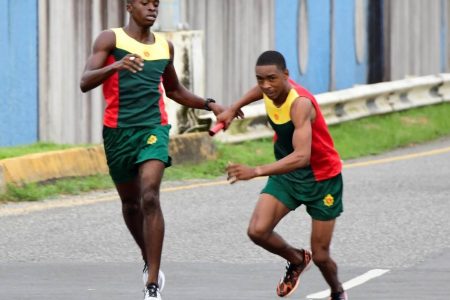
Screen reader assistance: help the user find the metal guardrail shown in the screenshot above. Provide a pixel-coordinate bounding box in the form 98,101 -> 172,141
200,74 -> 450,143
1,74 -> 448,192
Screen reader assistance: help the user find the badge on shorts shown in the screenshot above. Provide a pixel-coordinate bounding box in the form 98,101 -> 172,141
323,194 -> 334,207
147,135 -> 158,145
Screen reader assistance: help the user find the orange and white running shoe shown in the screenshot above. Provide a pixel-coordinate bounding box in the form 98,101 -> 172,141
276,249 -> 313,297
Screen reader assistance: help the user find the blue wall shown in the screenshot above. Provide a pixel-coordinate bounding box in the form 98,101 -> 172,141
0,0 -> 38,146
333,0 -> 368,90
275,0 -> 368,93
276,0 -> 331,94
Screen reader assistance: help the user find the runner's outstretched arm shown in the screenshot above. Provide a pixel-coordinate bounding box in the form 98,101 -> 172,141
216,85 -> 263,129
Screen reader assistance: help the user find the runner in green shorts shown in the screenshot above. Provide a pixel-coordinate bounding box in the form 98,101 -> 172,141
218,51 -> 348,300
79,1 -> 232,299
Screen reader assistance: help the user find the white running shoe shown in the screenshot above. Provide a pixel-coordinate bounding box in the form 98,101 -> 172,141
143,264 -> 165,292
144,283 -> 162,300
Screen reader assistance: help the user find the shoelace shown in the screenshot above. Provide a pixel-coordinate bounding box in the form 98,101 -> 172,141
146,284 -> 159,297
283,249 -> 307,281
143,264 -> 148,274
283,262 -> 298,281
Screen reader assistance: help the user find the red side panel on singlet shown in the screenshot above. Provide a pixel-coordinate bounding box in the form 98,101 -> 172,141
289,78 -> 342,181
158,79 -> 168,125
103,55 -> 120,128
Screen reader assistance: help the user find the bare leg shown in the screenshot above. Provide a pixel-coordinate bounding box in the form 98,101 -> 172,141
115,179 -> 146,262
139,160 -> 165,286
247,194 -> 304,264
310,219 -> 343,293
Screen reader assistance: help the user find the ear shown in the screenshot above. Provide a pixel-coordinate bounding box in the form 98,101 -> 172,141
126,2 -> 132,13
283,68 -> 289,79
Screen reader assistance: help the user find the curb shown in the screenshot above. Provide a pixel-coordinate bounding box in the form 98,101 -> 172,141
0,132 -> 216,192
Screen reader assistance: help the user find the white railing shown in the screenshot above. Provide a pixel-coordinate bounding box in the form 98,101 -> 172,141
2,74 -> 449,191
200,74 -> 450,143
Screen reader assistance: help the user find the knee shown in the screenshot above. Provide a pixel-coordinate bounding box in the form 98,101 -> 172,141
247,224 -> 269,245
121,199 -> 140,216
140,186 -> 160,214
312,249 -> 330,267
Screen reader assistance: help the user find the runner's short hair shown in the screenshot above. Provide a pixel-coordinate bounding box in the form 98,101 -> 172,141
256,51 -> 287,71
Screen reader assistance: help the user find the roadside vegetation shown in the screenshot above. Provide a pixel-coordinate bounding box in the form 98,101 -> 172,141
1,102 -> 450,203
0,143 -> 80,160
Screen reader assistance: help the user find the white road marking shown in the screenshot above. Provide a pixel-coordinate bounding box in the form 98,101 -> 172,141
306,269 -> 390,299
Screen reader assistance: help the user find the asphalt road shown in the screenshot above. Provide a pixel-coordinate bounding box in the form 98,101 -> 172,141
1,138 -> 450,300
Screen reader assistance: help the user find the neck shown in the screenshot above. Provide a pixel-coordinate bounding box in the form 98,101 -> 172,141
273,83 -> 292,106
124,20 -> 153,43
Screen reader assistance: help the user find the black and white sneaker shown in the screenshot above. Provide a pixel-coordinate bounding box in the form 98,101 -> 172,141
329,291 -> 348,300
142,264 -> 165,292
144,283 -> 161,300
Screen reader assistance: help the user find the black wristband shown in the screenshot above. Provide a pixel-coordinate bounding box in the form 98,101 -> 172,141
204,98 -> 216,111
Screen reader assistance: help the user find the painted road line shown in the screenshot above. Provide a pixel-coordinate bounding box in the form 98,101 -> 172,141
0,181 -> 230,217
344,146 -> 450,169
0,194 -> 117,217
162,180 -> 230,192
306,269 -> 390,299
1,145 -> 450,217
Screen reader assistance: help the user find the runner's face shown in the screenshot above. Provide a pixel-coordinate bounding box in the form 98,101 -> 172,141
255,65 -> 288,101
128,0 -> 160,26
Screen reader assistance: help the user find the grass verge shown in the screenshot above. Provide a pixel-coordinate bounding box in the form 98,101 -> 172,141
0,143 -> 84,160
3,175 -> 113,202
1,102 -> 450,203
331,103 -> 450,158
